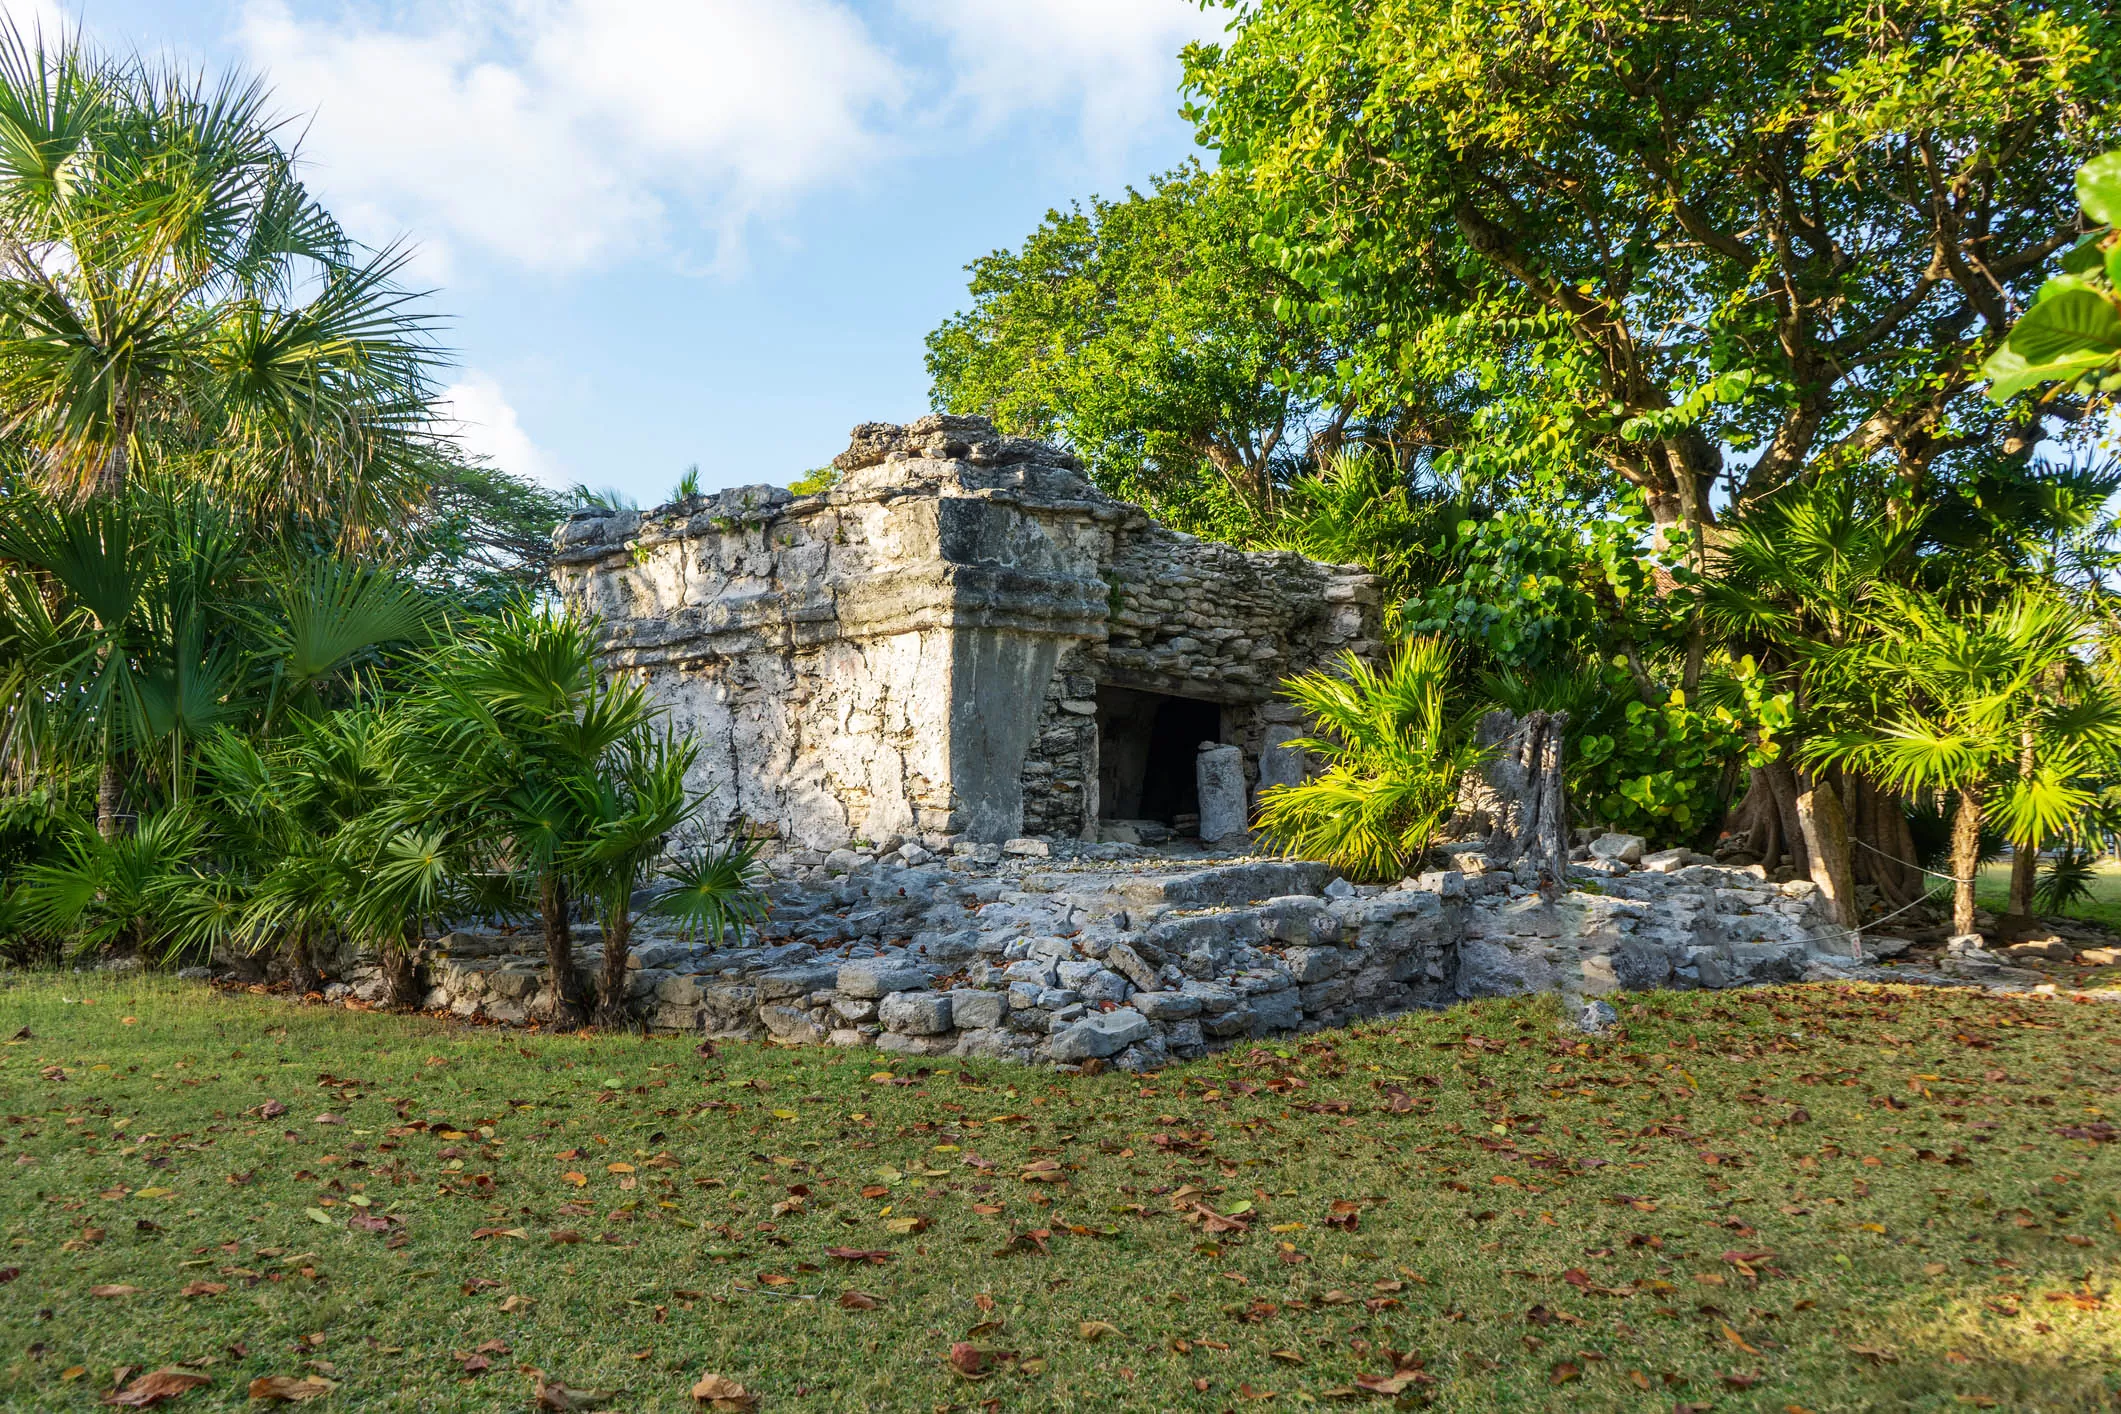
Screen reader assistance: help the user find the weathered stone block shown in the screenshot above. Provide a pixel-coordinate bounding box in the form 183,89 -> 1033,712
878,990 -> 953,1035
947,989 -> 1008,1030
1050,1009 -> 1151,1061
837,959 -> 930,998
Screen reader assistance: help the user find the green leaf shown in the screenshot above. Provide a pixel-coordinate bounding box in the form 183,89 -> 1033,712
2078,151 -> 2121,228
1983,289 -> 2121,399
305,1207 -> 333,1225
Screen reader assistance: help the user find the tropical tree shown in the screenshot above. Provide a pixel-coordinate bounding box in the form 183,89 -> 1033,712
430,604 -> 659,1027
0,22 -> 446,532
0,485 -> 439,837
563,728 -> 700,1029
1804,588 -> 2121,935
927,164 -> 1370,520
1980,151 -> 2121,401
1255,637 -> 1488,879
1185,0 -> 2121,549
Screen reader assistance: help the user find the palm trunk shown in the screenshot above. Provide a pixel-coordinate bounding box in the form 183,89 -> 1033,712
97,757 -> 125,839
2007,841 -> 2038,919
2006,724 -> 2039,918
284,930 -> 320,996
541,873 -> 586,1028
93,406 -> 131,499
1950,786 -> 1983,938
381,925 -> 421,1009
594,904 -> 633,1030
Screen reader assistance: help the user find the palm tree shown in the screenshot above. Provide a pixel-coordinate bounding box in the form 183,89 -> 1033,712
563,727 -> 699,1029
1805,587 -> 2121,936
0,21 -> 444,531
0,486 -> 439,837
428,604 -> 662,1027
1254,636 -> 1489,880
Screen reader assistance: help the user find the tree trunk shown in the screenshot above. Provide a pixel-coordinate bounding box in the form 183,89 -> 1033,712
1796,778 -> 1859,940
284,931 -> 320,996
1761,757 -> 1809,876
382,927 -> 421,1009
1950,786 -> 1983,938
594,905 -> 634,1030
93,409 -> 130,499
541,874 -> 587,1028
96,758 -> 125,839
2007,840 -> 2038,919
2007,723 -> 2038,918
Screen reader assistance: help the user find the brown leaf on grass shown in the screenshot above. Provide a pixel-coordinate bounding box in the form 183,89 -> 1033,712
993,1227 -> 1051,1257
549,1230 -> 584,1245
91,1284 -> 142,1298
1079,1321 -> 1122,1342
689,1373 -> 758,1411
1020,1160 -> 1066,1183
533,1379 -> 614,1410
1353,1369 -> 1431,1395
1325,1200 -> 1360,1232
823,1247 -> 893,1264
247,1375 -> 336,1402
947,1343 -> 995,1380
1847,1343 -> 1899,1365
102,1369 -> 209,1406
470,1227 -> 527,1241
1721,1324 -> 1761,1355
499,1294 -> 536,1313
838,1290 -> 883,1310
179,1281 -> 227,1298
346,1214 -> 393,1234
1548,1362 -> 1581,1385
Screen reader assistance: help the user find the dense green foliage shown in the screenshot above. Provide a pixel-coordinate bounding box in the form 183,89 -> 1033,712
0,27 -> 759,1002
930,0 -> 2121,890
1253,638 -> 1486,878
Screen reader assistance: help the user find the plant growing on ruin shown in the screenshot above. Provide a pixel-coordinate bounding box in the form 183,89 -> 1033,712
1255,637 -> 1487,880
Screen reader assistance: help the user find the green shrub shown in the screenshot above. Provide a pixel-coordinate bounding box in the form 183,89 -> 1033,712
1254,638 -> 1487,881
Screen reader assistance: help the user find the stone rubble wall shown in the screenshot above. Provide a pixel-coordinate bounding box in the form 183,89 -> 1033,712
344,834 -> 1872,1071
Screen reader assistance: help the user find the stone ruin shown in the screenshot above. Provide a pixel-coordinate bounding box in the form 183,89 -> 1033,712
552,414 -> 1380,853
323,416 -> 1962,1069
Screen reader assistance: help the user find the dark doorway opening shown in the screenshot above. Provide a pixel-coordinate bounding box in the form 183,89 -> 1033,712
1097,686 -> 1222,825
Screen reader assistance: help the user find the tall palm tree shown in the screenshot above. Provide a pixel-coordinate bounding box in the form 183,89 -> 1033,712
1805,587 -> 2121,936
0,21 -> 444,532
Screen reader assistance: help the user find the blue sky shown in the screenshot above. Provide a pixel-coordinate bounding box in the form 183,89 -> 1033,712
12,0 -> 1227,504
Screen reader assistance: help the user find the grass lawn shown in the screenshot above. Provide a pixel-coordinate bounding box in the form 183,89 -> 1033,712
1,977 -> 2117,1412
1976,858 -> 2121,936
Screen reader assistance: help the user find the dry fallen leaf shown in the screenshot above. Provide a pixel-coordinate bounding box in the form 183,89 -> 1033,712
91,1284 -> 143,1299
246,1375 -> 336,1403
689,1373 -> 758,1411
103,1369 -> 210,1407
947,1343 -> 995,1380
1078,1321 -> 1122,1342
533,1379 -> 613,1410
838,1290 -> 883,1310
178,1282 -> 226,1298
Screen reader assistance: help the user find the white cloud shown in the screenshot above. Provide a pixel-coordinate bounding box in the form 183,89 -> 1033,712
0,0 -> 73,43
437,371 -> 565,490
230,0 -> 1217,281
899,0 -> 1227,153
237,0 -> 905,276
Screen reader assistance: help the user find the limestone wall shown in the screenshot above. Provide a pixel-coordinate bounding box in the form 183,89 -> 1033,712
552,416 -> 1381,851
